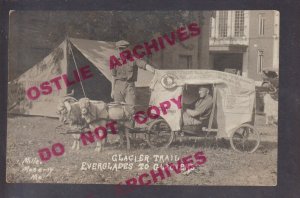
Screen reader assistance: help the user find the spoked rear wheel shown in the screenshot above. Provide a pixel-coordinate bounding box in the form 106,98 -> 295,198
230,124 -> 260,153
146,119 -> 174,148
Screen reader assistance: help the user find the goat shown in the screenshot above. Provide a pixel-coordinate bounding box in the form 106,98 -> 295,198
78,98 -> 131,151
57,97 -> 104,151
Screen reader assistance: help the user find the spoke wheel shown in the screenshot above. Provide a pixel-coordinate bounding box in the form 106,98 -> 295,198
230,124 -> 260,153
146,119 -> 174,148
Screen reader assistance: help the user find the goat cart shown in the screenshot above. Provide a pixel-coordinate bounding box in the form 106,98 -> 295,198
57,70 -> 261,153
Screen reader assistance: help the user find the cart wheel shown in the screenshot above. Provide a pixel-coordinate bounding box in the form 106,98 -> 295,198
146,119 -> 174,148
230,124 -> 260,153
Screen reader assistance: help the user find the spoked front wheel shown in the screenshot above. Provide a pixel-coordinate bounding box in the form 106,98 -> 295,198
146,119 -> 174,148
230,124 -> 260,153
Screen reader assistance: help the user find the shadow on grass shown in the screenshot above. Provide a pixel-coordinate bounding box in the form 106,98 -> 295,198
97,134 -> 277,153
170,137 -> 277,153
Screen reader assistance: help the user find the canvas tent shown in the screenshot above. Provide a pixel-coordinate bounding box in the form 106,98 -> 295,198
8,38 -> 154,117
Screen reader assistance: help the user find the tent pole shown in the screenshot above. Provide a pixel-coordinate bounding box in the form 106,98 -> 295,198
68,39 -> 87,98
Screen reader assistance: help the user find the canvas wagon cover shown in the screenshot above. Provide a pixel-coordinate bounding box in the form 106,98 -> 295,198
149,70 -> 256,138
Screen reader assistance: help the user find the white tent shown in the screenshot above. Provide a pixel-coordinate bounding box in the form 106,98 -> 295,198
8,38 -> 154,117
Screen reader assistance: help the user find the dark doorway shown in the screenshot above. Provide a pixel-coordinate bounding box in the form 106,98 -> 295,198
212,53 -> 243,74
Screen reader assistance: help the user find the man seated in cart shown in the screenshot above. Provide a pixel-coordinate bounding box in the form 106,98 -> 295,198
183,85 -> 213,126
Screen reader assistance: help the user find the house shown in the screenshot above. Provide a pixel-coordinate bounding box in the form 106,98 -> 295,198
209,10 -> 280,81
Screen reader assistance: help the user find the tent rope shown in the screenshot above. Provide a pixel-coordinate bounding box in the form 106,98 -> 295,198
68,40 -> 87,98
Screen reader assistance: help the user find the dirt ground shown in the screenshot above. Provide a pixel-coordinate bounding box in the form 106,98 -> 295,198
6,114 -> 277,186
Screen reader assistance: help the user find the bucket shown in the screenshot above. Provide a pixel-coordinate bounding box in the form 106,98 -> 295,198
108,105 -> 125,120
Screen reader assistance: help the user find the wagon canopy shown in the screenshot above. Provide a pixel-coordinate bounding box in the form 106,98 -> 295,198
149,70 -> 256,138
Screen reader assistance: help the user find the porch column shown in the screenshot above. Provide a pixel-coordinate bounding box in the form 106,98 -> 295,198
242,48 -> 249,77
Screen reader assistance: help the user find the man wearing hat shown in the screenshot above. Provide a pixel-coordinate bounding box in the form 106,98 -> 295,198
111,40 -> 156,119
183,85 -> 213,125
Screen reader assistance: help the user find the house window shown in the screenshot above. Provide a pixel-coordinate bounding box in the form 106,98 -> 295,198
234,11 -> 245,37
257,50 -> 264,73
259,14 -> 265,36
179,55 -> 192,69
218,11 -> 228,37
